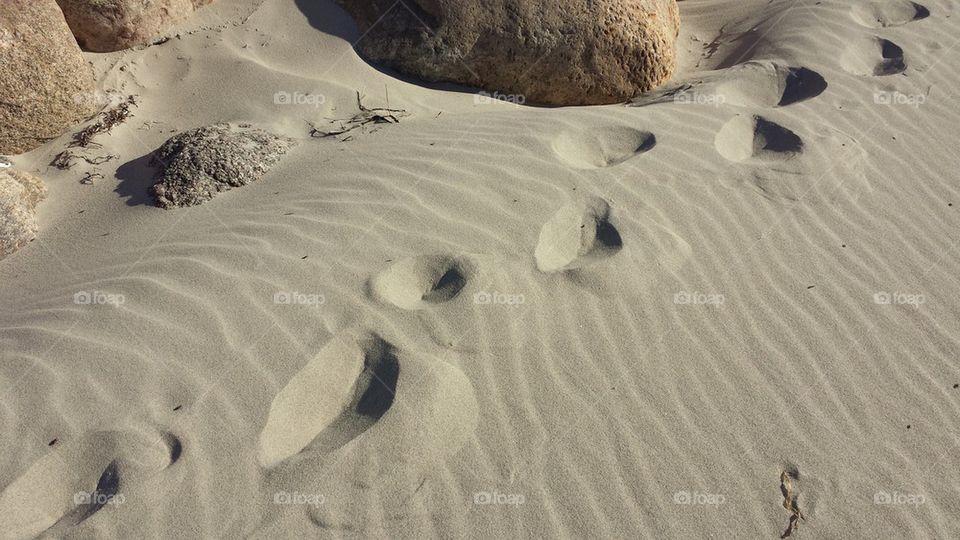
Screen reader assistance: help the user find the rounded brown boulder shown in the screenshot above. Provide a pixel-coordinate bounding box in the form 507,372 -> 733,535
0,0 -> 97,155
54,0 -> 215,52
336,0 -> 680,106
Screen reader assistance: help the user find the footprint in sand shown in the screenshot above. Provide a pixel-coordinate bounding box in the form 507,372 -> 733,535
257,331 -> 399,468
367,254 -> 472,310
841,37 -> 907,76
257,330 -> 478,467
534,197 -> 623,273
551,126 -> 656,169
715,114 -> 803,163
534,196 -> 691,293
0,430 -> 182,539
719,119 -> 870,203
629,61 -> 828,109
257,330 -> 478,530
851,1 -> 929,28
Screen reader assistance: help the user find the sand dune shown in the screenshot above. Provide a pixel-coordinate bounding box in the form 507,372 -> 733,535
1,0 -> 959,538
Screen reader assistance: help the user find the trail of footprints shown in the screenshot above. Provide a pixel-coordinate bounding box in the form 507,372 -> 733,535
0,2 -> 933,535
253,0 -> 929,529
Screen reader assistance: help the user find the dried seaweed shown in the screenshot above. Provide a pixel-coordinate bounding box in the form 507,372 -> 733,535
309,92 -> 408,140
50,97 -> 136,170
69,95 -> 137,149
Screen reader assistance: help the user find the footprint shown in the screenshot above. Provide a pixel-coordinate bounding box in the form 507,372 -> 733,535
0,430 -> 181,539
368,255 -> 472,310
534,197 -> 623,273
629,61 -> 827,108
257,331 -> 399,468
715,114 -> 803,163
851,1 -> 929,28
841,37 -> 907,76
721,124 -> 869,203
552,126 -> 655,169
258,332 -> 478,531
301,348 -> 478,531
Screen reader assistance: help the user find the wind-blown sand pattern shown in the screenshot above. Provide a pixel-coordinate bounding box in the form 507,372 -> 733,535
1,0 -> 960,538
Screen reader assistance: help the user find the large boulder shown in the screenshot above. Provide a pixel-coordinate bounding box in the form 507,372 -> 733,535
336,0 -> 680,106
150,123 -> 295,208
0,0 -> 97,155
0,169 -> 47,260
54,0 -> 215,52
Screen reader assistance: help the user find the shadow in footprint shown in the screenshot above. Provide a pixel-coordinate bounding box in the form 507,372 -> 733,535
354,337 -> 400,419
756,117 -> 804,154
779,67 -> 828,106
421,265 -> 467,305
877,40 -> 907,75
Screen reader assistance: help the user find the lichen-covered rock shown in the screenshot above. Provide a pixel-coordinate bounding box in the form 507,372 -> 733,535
0,170 -> 47,260
150,124 -> 295,208
54,0 -> 215,52
336,0 -> 680,106
0,0 -> 98,155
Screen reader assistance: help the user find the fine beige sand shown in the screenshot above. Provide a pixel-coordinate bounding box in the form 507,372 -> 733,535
2,0 -> 960,538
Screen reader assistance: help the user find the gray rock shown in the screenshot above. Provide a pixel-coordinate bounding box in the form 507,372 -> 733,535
150,124 -> 295,209
335,0 -> 680,106
0,169 -> 47,260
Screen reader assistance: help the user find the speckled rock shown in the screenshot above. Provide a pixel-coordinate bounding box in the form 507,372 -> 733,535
150,124 -> 295,208
336,0 -> 680,106
55,0 -> 215,52
0,169 -> 47,260
0,0 -> 97,154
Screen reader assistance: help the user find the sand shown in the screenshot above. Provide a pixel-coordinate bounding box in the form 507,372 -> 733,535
1,0 -> 959,537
